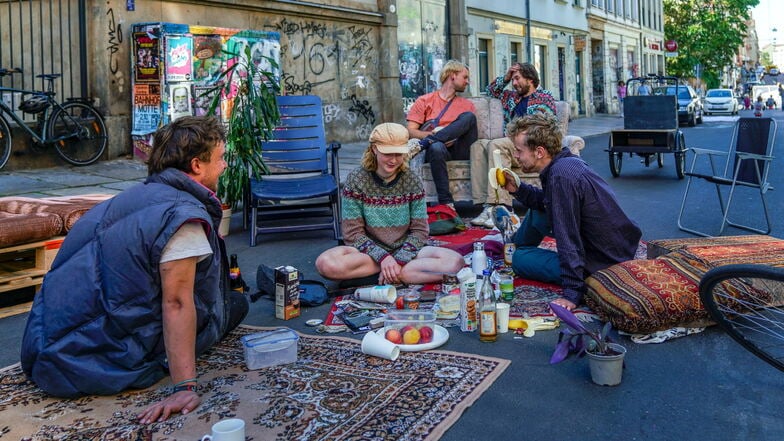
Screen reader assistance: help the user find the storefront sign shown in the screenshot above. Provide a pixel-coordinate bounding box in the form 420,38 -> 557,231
574,35 -> 586,51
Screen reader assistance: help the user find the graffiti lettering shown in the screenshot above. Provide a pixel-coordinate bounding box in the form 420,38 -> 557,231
262,17 -> 378,142
348,94 -> 375,126
322,103 -> 341,124
106,8 -> 123,75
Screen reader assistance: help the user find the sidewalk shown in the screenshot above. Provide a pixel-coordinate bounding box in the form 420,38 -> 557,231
0,114 -> 622,198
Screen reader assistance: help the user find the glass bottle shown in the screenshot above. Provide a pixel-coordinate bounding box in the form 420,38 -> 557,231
471,242 -> 487,276
479,269 -> 498,342
229,254 -> 243,292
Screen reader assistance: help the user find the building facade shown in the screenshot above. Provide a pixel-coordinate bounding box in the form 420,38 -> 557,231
464,0 -> 589,116
587,0 -> 664,115
2,0 -> 669,168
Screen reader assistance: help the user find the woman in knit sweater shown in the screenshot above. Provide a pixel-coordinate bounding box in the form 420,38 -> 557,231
316,123 -> 464,285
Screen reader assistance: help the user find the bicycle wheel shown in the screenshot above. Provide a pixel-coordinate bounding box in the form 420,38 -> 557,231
47,102 -> 107,165
700,264 -> 784,373
0,117 -> 11,169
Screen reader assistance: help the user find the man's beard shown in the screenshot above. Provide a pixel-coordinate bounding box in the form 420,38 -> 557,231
454,83 -> 467,93
516,83 -> 531,96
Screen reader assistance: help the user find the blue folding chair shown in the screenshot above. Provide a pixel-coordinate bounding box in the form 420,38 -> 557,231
246,95 -> 341,246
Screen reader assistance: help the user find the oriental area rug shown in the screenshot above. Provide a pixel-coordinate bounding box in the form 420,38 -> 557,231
0,325 -> 509,441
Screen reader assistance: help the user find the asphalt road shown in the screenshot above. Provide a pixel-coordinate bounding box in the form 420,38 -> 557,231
3,109 -> 783,440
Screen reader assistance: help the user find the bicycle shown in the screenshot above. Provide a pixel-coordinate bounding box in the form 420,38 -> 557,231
700,264 -> 784,373
0,67 -> 107,169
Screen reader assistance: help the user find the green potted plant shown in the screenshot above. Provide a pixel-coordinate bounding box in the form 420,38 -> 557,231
205,45 -> 281,209
549,302 -> 627,386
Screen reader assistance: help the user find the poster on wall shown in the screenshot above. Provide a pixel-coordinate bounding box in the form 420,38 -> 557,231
165,35 -> 194,82
134,32 -> 160,82
169,83 -> 193,121
193,84 -> 221,117
193,35 -> 225,84
132,83 -> 162,134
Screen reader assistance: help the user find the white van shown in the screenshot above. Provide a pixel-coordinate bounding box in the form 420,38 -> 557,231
751,85 -> 781,108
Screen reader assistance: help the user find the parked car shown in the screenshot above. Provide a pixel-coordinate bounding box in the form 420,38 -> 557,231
770,67 -> 780,76
703,88 -> 738,115
655,85 -> 704,126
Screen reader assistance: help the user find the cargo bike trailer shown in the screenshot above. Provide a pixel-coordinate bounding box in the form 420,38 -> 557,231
608,75 -> 689,179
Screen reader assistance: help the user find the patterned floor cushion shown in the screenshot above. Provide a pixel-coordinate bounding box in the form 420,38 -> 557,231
585,257 -> 715,333
0,212 -> 63,248
646,235 -> 779,259
0,195 -> 110,234
585,239 -> 784,334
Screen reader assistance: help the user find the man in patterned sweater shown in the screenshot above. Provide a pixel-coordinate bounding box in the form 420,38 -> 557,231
316,123 -> 464,285
471,62 -> 557,226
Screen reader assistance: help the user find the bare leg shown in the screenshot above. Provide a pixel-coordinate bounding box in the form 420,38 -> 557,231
315,246 -> 380,280
399,246 -> 465,284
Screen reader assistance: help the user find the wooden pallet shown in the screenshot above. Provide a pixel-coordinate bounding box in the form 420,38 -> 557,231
0,237 -> 63,317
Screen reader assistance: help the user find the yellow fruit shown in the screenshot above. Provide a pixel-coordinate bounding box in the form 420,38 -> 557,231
496,168 -> 506,186
403,327 -> 421,345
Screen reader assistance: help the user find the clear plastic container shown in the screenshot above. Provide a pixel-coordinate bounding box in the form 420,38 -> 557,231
384,310 -> 436,330
383,310 -> 437,345
241,328 -> 299,370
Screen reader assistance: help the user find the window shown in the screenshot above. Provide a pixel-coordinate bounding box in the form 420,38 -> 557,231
534,44 -> 546,87
478,38 -> 491,94
510,41 -> 522,66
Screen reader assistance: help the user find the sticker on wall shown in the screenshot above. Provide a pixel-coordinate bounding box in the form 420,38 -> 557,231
165,35 -> 194,82
134,32 -> 160,82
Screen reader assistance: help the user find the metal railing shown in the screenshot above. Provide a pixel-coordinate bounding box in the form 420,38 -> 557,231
0,0 -> 86,123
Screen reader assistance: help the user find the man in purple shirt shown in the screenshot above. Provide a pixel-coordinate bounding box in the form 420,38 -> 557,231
499,113 -> 641,310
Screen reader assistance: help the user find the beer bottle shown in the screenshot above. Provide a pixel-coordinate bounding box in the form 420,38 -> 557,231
478,269 -> 498,342
229,254 -> 243,293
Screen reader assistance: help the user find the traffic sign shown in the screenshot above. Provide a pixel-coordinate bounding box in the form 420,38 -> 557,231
665,40 -> 678,52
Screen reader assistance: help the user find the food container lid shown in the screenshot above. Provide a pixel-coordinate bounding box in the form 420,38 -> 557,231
241,328 -> 299,352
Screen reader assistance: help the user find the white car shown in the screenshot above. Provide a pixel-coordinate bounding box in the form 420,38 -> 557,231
703,88 -> 738,115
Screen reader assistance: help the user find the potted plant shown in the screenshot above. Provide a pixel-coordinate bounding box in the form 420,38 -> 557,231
205,44 -> 281,209
549,302 -> 627,386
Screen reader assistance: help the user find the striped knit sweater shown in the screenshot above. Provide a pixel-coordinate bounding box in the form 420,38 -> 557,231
341,167 -> 428,264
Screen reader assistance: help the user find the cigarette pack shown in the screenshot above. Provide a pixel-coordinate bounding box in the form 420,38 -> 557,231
275,265 -> 300,320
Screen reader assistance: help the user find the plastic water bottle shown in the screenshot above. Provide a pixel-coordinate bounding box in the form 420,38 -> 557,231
471,242 -> 487,276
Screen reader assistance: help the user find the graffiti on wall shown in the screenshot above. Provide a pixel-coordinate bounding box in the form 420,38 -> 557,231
106,7 -> 125,93
264,17 -> 378,141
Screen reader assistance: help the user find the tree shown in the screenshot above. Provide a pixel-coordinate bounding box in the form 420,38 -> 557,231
664,0 -> 759,88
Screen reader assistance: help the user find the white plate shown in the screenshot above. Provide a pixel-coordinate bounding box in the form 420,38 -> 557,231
376,324 -> 449,352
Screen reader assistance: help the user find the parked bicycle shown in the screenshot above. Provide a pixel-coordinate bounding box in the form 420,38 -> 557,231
0,67 -> 107,169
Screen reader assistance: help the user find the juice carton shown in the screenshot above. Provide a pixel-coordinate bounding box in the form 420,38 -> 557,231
275,265 -> 300,320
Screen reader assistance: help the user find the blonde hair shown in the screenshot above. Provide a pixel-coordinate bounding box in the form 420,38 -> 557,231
439,60 -> 469,85
506,112 -> 563,157
361,144 -> 410,173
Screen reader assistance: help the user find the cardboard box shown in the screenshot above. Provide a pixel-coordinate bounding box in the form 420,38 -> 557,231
275,265 -> 300,320
460,279 -> 477,332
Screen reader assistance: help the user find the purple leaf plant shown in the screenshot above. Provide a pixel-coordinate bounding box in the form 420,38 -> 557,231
549,302 -> 618,364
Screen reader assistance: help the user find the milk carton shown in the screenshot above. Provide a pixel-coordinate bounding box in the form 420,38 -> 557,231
275,266 -> 300,320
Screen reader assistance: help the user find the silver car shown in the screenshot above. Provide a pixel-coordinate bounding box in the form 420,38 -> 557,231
704,88 -> 738,115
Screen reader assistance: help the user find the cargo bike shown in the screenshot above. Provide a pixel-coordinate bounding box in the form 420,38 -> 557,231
608,75 -> 688,179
